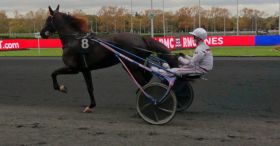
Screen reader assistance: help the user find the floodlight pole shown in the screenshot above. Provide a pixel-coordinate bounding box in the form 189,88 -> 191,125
140,19 -> 142,34
151,0 -> 154,37
279,0 -> 280,35
224,14 -> 226,36
163,0 -> 166,36
95,17 -> 98,33
94,10 -> 98,33
237,0 -> 239,35
130,0 -> 133,33
199,0 -> 201,28
90,20 -> 93,32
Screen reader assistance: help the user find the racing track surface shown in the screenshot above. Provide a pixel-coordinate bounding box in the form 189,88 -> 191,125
0,57 -> 279,146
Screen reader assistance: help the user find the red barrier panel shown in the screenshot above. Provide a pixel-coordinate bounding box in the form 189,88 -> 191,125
153,36 -> 176,50
180,36 -> 255,49
39,39 -> 62,48
0,39 -> 62,51
1,36 -> 256,51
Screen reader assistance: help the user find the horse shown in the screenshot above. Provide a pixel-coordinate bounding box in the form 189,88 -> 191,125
40,5 -> 178,113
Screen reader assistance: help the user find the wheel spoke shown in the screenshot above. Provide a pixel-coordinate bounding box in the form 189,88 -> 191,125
141,102 -> 152,111
157,107 -> 173,114
177,101 -> 183,107
153,110 -> 159,122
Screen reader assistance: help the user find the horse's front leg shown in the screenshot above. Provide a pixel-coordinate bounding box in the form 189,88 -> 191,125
51,66 -> 79,93
81,70 -> 96,113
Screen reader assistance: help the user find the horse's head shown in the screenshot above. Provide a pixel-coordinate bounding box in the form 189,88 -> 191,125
40,5 -> 60,39
40,5 -> 89,39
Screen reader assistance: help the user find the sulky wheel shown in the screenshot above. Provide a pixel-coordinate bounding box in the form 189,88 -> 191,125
136,82 -> 177,125
172,79 -> 194,112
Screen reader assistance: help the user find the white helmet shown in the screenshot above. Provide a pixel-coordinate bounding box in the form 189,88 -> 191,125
190,28 -> 207,40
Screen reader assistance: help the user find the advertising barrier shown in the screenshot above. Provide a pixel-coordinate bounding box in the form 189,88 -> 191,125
0,35 -> 279,51
255,35 -> 280,46
180,36 -> 255,49
153,36 -> 176,50
0,39 -> 62,51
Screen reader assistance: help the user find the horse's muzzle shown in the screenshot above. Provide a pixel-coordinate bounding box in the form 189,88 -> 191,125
40,31 -> 50,39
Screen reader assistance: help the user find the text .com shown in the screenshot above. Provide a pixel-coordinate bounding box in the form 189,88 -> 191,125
0,41 -> 20,49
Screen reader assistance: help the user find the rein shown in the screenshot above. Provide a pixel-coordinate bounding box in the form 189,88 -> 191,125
50,31 -> 180,59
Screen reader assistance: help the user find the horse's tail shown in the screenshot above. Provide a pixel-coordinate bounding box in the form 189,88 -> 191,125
142,36 -> 178,68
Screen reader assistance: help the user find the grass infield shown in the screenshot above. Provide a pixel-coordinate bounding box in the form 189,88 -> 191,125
176,46 -> 280,57
0,49 -> 63,57
0,46 -> 280,57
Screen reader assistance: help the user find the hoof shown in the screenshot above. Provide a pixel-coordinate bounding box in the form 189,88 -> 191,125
59,85 -> 67,93
83,107 -> 93,113
273,47 -> 280,51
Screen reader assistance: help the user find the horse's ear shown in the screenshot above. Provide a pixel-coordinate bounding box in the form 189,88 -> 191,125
49,6 -> 54,15
55,5 -> 60,12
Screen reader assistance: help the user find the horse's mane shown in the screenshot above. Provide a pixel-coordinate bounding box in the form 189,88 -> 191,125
142,35 -> 179,68
62,13 -> 89,33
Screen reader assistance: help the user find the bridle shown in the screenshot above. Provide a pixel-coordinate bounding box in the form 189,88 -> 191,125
43,14 -> 87,38
46,15 -> 57,33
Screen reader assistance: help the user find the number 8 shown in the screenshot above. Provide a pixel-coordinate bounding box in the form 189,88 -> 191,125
81,39 -> 89,49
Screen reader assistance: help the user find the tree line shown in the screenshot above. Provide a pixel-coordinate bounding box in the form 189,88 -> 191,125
0,6 -> 278,36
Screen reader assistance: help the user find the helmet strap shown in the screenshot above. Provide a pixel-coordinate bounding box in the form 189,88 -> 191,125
194,36 -> 203,44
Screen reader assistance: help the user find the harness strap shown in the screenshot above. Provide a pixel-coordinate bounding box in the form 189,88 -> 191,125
82,54 -> 88,69
200,67 -> 208,72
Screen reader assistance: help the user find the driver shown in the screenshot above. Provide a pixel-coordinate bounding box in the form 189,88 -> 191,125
151,28 -> 213,76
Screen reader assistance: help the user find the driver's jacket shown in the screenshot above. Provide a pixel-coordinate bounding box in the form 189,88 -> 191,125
179,41 -> 213,72
150,41 -> 213,76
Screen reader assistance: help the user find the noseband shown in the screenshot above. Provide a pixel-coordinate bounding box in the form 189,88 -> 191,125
47,15 -> 57,32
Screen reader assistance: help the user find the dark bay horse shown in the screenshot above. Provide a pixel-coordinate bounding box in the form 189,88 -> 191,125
40,5 -> 178,113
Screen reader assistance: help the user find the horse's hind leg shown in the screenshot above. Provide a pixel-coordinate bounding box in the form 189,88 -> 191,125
81,70 -> 96,113
51,66 -> 79,93
124,64 -> 153,87
130,69 -> 153,87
